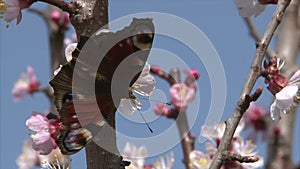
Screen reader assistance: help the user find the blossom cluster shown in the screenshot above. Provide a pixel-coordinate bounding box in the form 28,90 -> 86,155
0,0 -> 33,24
17,139 -> 70,169
235,0 -> 277,17
122,142 -> 175,169
26,112 -> 61,155
151,67 -> 199,118
263,57 -> 300,121
190,120 -> 264,169
12,66 -> 40,101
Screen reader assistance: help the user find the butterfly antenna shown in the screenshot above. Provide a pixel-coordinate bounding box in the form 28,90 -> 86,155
137,97 -> 171,105
138,109 -> 153,133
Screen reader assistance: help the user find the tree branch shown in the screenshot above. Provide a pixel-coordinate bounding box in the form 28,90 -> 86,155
209,1 -> 292,168
150,66 -> 177,85
29,6 -> 67,114
37,0 -> 78,15
170,68 -> 195,169
222,152 -> 260,164
63,0 -> 124,169
151,67 -> 195,169
243,17 -> 276,59
39,0 -> 120,168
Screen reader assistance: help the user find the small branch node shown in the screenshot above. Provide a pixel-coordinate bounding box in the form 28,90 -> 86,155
223,152 -> 260,164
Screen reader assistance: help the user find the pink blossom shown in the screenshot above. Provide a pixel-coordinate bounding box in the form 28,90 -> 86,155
244,103 -> 268,141
263,58 -> 300,120
270,69 -> 300,121
263,57 -> 288,95
235,0 -> 267,17
154,103 -> 170,116
26,113 -> 61,155
50,11 -> 61,24
50,10 -> 70,26
16,140 -> 40,169
185,69 -> 200,86
153,103 -> 179,119
12,66 -> 40,101
186,69 -> 200,80
170,83 -> 196,111
2,0 -> 33,24
17,140 -> 70,169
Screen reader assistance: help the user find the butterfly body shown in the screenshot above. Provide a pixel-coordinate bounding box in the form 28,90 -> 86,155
50,18 -> 154,155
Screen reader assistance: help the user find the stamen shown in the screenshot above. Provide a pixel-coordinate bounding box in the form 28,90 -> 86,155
0,0 -> 5,16
277,58 -> 285,70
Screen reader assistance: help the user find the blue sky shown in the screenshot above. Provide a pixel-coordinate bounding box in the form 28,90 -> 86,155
1,1 -> 299,169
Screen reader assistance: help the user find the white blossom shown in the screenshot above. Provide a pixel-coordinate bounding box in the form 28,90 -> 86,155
270,70 -> 300,121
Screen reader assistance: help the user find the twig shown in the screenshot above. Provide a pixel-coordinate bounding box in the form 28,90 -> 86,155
29,6 -> 66,115
38,86 -> 53,101
222,152 -> 260,163
37,0 -> 78,15
209,0 -> 292,168
151,67 -> 195,169
243,17 -> 276,59
150,66 -> 177,85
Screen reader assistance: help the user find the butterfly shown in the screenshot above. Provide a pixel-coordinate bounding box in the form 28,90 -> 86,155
50,18 -> 155,155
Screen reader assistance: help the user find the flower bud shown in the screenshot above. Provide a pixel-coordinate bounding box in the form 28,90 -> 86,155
258,0 -> 278,4
51,11 -> 62,25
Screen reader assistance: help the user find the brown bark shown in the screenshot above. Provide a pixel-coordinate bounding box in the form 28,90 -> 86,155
66,0 -> 124,168
38,0 -> 122,168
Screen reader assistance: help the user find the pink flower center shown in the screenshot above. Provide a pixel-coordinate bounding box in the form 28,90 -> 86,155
49,119 -> 61,138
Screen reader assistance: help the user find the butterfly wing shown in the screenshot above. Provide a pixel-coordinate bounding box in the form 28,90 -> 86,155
50,18 -> 154,155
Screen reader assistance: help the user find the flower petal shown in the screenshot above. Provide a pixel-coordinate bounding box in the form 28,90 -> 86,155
254,3 -> 267,16
122,142 -> 147,168
33,131 -> 50,144
16,140 -> 39,169
132,73 -> 156,96
239,5 -> 255,17
32,138 -> 54,155
3,1 -> 20,22
288,69 -> 300,85
64,43 -> 77,62
200,123 -> 225,141
26,114 -> 49,132
270,101 -> 281,121
275,85 -> 298,109
132,63 -> 156,96
12,83 -> 28,101
235,0 -> 253,7
27,66 -> 37,82
118,98 -> 138,115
